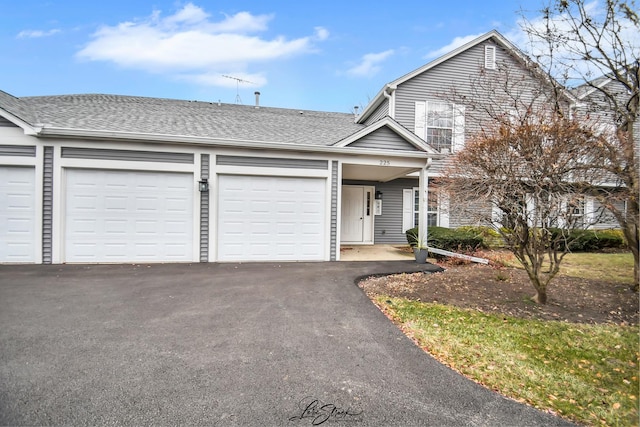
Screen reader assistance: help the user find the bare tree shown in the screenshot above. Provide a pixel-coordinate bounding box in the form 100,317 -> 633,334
520,0 -> 639,290
444,113 -> 606,304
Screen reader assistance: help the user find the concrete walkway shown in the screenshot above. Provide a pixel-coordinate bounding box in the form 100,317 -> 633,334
340,244 -> 418,261
0,262 -> 574,426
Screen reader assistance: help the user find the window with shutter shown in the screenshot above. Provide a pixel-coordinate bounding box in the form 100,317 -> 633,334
415,101 -> 465,153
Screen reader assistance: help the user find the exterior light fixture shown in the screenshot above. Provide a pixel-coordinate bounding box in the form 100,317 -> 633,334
199,178 -> 209,192
375,191 -> 383,200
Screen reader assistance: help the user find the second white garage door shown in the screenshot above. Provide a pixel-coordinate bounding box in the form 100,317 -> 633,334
217,175 -> 326,261
65,169 -> 194,263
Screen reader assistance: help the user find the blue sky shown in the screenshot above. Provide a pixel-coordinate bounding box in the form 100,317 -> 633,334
0,0 -> 623,112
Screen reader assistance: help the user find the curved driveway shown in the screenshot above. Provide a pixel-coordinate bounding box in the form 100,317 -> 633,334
0,262 -> 574,426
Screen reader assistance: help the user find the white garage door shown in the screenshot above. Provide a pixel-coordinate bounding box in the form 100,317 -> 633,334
0,166 -> 36,262
65,169 -> 194,263
218,175 -> 326,261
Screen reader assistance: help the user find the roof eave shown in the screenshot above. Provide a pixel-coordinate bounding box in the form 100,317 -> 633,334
36,127 -> 436,159
0,109 -> 41,135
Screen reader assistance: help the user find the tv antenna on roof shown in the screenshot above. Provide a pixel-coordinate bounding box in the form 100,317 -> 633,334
222,75 -> 256,104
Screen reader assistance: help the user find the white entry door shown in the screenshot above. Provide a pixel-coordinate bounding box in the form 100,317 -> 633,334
341,185 -> 374,244
0,166 -> 36,262
64,169 -> 194,263
217,175 -> 326,261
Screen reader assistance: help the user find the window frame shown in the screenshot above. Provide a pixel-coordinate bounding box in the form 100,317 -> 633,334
413,187 -> 439,228
425,101 -> 454,153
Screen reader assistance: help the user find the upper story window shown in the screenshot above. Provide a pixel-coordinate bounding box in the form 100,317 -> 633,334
425,102 -> 453,152
415,101 -> 465,153
484,45 -> 496,70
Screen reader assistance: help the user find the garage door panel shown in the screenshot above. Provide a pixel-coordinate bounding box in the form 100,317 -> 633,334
0,167 -> 36,262
218,175 -> 326,261
65,169 -> 194,263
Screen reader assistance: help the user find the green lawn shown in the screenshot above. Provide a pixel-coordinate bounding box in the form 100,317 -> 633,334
374,252 -> 639,426
560,252 -> 635,285
497,251 -> 635,285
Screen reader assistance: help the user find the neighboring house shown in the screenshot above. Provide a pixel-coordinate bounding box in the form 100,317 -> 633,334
353,29 -> 625,239
0,30 -> 624,264
571,77 -> 638,229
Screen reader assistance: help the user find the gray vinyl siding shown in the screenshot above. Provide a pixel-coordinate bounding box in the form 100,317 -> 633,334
344,178 -> 417,244
426,157 -> 450,176
592,199 -> 625,230
0,145 -> 36,157
0,117 -> 18,127
217,155 -> 328,170
42,147 -> 54,264
394,42 -> 490,136
330,161 -> 338,261
448,200 -> 493,228
200,154 -> 210,262
362,99 -> 389,125
394,40 -> 561,160
61,147 -> 194,164
348,127 -> 420,151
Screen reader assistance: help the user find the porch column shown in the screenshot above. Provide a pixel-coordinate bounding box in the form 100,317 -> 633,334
418,160 -> 431,247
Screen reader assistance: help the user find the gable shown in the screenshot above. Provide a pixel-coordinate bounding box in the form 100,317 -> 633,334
348,126 -> 421,152
0,116 -> 20,128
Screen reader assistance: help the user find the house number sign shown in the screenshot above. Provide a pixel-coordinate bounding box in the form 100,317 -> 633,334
379,160 -> 391,166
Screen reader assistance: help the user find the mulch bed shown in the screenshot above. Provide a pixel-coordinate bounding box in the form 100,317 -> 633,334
358,261 -> 639,325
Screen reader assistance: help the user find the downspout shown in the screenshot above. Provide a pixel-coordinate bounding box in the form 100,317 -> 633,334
383,84 -> 397,119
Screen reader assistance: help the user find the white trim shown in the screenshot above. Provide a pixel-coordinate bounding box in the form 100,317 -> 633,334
35,126 -> 437,158
418,169 -> 428,247
34,147 -> 44,264
335,160 -> 343,261
414,101 -> 426,140
210,155 -> 219,262
324,175 -> 333,260
0,156 -> 38,166
584,196 -> 596,227
402,188 -> 413,232
428,246 -> 488,264
58,158 -> 195,173
193,152 -> 203,263
440,191 -> 450,228
52,146 -> 63,263
453,104 -> 466,152
215,165 -> 329,178
0,110 -> 41,135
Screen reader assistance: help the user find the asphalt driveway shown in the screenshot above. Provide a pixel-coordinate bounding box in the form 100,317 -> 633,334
0,261 -> 574,426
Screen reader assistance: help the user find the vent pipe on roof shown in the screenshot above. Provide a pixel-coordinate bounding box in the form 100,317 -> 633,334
254,91 -> 260,108
354,105 -> 359,117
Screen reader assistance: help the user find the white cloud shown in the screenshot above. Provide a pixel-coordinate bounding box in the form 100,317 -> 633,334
314,26 -> 329,41
76,3 -> 326,87
347,49 -> 395,77
424,33 -> 484,59
17,29 -> 61,39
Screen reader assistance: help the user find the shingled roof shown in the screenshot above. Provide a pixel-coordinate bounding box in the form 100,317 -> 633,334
0,92 -> 365,147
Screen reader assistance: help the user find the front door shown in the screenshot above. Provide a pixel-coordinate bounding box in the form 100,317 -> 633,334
341,185 -> 374,244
